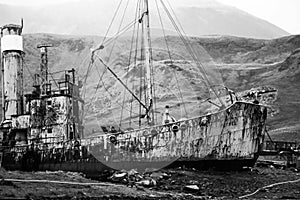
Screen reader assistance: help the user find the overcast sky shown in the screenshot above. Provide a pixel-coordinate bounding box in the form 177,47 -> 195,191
0,0 -> 299,34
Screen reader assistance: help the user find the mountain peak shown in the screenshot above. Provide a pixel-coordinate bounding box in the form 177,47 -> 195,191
0,1 -> 289,39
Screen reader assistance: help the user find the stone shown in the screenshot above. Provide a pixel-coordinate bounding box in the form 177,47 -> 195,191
150,172 -> 169,180
114,172 -> 127,178
189,180 -> 199,184
136,178 -> 157,187
136,179 -> 151,186
184,185 -> 200,191
110,171 -> 128,182
128,169 -> 139,176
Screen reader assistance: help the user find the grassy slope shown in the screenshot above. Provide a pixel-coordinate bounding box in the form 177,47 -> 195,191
1,34 -> 299,139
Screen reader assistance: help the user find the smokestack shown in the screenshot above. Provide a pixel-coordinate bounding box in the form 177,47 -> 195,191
0,21 -> 24,120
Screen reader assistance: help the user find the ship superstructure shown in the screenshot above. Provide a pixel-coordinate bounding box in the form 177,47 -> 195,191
0,21 -> 84,162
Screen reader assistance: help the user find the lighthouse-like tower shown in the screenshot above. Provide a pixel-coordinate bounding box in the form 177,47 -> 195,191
1,21 -> 24,121
0,20 -> 28,146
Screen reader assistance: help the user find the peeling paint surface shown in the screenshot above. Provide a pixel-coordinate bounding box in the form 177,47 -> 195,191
30,99 -> 44,128
45,97 -> 69,126
82,102 -> 266,167
12,115 -> 30,129
37,96 -> 70,141
29,96 -> 82,142
3,52 -> 23,119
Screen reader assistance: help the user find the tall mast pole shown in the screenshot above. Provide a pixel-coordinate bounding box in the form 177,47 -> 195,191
0,28 -> 4,120
143,0 -> 154,124
37,43 -> 52,95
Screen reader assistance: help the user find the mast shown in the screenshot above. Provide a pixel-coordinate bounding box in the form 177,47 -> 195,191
0,28 -> 4,120
37,43 -> 52,95
143,0 -> 154,124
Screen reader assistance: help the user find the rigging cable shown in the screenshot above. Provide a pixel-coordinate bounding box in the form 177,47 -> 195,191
140,7 -> 145,127
107,0 -> 130,128
98,19 -> 139,50
82,0 -> 125,122
22,57 -> 35,84
94,0 -> 123,52
89,24 -> 143,90
98,0 -> 130,128
94,62 -> 122,131
47,71 -> 59,89
89,2 -> 143,128
95,55 -> 147,114
132,0 -> 142,127
166,0 -> 224,98
143,0 -> 156,125
155,0 -> 188,118
84,17 -> 139,113
162,0 -> 225,108
86,18 -> 140,112
120,0 -> 141,129
86,3 -> 144,124
93,0 -> 129,129
159,0 -> 206,78
75,51 -> 90,81
107,0 -> 130,61
158,1 -> 218,104
92,61 -> 140,127
82,0 -> 124,111
84,3 -> 137,123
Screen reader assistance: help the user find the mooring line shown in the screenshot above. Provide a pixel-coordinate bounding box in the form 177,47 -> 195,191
239,178 -> 300,199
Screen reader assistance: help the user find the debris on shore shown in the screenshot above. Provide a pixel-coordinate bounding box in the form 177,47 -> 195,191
1,165 -> 300,200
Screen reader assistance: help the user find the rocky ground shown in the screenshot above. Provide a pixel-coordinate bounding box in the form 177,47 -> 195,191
1,164 -> 300,200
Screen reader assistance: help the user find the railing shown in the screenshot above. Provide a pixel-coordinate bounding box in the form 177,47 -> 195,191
264,140 -> 300,151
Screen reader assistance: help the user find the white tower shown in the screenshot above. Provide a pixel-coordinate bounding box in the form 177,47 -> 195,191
0,21 -> 24,121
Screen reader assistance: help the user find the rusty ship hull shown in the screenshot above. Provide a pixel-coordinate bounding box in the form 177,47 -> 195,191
78,101 -> 267,172
1,101 -> 267,175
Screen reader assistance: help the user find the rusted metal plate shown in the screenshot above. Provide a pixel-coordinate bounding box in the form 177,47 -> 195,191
3,52 -> 23,119
30,128 -> 41,139
30,99 -> 44,127
83,102 -> 267,165
12,115 -> 30,129
39,124 -> 67,144
29,96 -> 82,142
45,96 -> 69,125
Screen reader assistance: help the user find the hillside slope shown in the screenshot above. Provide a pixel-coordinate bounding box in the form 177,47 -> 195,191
2,33 -> 300,138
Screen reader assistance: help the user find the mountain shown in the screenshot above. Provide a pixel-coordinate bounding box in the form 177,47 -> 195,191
9,33 -> 299,140
0,0 -> 289,39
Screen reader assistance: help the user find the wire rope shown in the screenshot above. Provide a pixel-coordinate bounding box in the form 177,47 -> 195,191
120,0 -> 141,129
81,0 -> 125,105
166,0 -> 224,91
85,19 -> 140,116
98,0 -> 123,49
22,57 -> 35,83
159,0 -> 224,108
155,0 -> 188,118
140,10 -> 145,127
